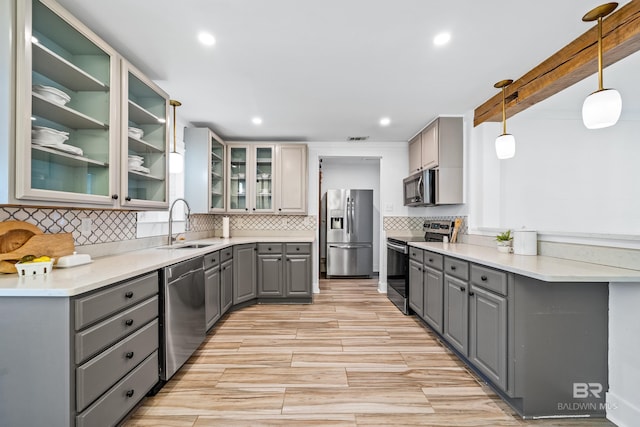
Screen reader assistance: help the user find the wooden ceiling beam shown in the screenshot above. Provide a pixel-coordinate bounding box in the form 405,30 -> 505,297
473,1 -> 640,127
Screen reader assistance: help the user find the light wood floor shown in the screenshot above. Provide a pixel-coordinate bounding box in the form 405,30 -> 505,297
124,278 -> 615,426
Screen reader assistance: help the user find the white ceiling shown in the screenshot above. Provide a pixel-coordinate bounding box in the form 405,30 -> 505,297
55,0 -> 633,142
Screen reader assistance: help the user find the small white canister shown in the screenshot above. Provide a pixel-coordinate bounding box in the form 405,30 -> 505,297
513,229 -> 537,255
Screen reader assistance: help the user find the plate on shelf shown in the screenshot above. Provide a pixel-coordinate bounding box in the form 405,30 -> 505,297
128,127 -> 144,139
32,85 -> 71,106
129,165 -> 151,174
32,126 -> 69,144
33,141 -> 84,156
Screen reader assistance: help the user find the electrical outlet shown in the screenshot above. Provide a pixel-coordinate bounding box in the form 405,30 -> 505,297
81,218 -> 92,236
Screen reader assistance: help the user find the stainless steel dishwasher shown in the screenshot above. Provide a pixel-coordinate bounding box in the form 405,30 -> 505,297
159,256 -> 205,381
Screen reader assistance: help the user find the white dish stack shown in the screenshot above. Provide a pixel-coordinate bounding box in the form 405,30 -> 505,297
128,154 -> 150,174
32,84 -> 71,106
128,127 -> 144,139
31,125 -> 84,156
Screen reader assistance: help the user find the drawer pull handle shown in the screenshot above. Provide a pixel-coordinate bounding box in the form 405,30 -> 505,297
428,258 -> 433,262
481,275 -> 488,281
277,258 -> 281,261
126,390 -> 135,398
459,286 -> 466,292
268,247 -> 271,251
125,351 -> 135,359
125,319 -> 134,326
451,266 -> 457,271
125,291 -> 134,299
296,247 -> 300,251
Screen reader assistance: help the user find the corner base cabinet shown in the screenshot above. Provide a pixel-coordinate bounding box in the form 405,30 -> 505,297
0,271 -> 160,427
409,246 -> 609,418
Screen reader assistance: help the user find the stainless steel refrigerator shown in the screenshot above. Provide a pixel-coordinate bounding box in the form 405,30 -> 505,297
325,189 -> 373,277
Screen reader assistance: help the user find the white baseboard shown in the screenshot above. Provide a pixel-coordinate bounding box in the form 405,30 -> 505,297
606,391 -> 640,427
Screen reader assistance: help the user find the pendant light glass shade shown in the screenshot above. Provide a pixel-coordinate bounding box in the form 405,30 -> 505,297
169,99 -> 183,173
493,79 -> 515,160
582,88 -> 622,129
582,3 -> 621,129
495,133 -> 516,159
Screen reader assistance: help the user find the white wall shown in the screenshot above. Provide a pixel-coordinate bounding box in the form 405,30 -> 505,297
320,157 -> 380,272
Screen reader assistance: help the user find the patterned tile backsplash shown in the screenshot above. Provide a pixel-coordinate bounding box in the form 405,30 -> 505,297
213,214 -> 317,231
383,216 -> 468,235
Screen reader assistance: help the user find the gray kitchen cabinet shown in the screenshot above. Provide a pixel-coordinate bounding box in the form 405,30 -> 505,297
233,243 -> 257,304
275,144 -> 308,214
443,273 -> 468,356
220,249 -> 233,314
408,134 -> 422,174
423,266 -> 444,333
469,284 -> 507,391
284,243 -> 312,298
258,244 -> 284,297
408,258 -> 424,316
258,243 -> 312,300
0,271 -> 160,427
204,251 -> 221,331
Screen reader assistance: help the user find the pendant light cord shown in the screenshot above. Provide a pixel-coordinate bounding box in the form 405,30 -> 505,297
597,17 -> 604,91
501,86 -> 507,135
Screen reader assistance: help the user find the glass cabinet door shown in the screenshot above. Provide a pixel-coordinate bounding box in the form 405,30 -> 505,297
121,62 -> 169,208
228,146 -> 248,212
210,137 -> 225,211
15,0 -> 118,205
254,146 -> 274,212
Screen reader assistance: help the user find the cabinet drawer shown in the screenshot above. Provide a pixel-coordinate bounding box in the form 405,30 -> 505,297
444,257 -> 469,280
220,247 -> 233,262
76,319 -> 158,412
75,296 -> 158,364
409,248 -> 423,263
76,351 -> 159,427
203,251 -> 220,269
75,272 -> 158,330
258,243 -> 283,254
470,264 -> 507,296
286,243 -> 310,254
423,251 -> 443,270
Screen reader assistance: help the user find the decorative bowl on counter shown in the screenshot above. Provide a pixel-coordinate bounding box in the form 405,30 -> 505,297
32,84 -> 71,106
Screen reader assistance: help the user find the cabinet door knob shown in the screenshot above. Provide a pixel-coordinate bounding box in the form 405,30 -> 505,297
268,247 -> 271,251
418,267 -> 422,271
252,208 -> 256,211
125,319 -> 134,326
481,275 -> 487,281
125,196 -> 132,201
125,351 -> 134,359
469,291 -> 475,296
278,208 -> 282,211
111,194 -> 119,200
296,247 -> 300,251
459,286 -> 466,292
277,258 -> 281,261
125,291 -> 134,299
125,390 -> 135,398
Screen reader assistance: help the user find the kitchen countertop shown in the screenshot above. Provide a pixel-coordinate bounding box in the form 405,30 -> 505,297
0,236 -> 314,297
410,242 -> 640,283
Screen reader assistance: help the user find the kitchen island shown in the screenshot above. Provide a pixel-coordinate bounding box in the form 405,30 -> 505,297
407,241 -> 640,419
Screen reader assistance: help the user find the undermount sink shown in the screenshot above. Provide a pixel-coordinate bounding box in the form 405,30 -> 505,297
157,243 -> 216,249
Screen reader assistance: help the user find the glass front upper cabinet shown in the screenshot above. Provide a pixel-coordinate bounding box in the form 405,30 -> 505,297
228,146 -> 248,212
15,0 -> 118,206
121,61 -> 169,209
254,146 -> 274,212
210,136 -> 225,211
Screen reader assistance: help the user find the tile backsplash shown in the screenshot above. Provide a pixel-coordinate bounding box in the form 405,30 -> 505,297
213,214 -> 317,231
383,216 -> 468,235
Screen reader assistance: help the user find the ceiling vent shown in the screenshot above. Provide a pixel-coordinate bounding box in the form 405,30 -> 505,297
347,136 -> 369,142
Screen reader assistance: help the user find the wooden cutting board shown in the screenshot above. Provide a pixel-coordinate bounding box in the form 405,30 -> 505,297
0,221 -> 75,273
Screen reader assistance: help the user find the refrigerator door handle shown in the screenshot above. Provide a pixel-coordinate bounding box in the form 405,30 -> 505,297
346,197 -> 350,235
329,244 -> 371,249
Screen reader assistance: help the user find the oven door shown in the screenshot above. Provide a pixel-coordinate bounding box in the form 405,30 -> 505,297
386,239 -> 409,314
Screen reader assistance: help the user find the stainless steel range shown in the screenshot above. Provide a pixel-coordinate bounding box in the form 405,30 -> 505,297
386,220 -> 453,314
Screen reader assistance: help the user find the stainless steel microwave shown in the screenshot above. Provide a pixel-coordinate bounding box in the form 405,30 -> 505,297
403,169 -> 435,206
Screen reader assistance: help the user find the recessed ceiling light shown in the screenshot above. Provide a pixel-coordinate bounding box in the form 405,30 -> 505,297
252,117 -> 263,125
198,32 -> 216,46
433,32 -> 451,46
379,117 -> 391,126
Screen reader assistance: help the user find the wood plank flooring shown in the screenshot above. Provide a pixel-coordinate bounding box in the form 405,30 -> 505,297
124,279 -> 616,426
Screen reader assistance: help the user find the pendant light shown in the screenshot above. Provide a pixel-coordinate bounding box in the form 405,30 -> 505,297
169,99 -> 183,173
582,2 -> 621,129
494,79 -> 515,160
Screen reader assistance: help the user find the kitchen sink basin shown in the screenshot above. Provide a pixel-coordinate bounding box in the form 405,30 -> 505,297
157,243 -> 217,249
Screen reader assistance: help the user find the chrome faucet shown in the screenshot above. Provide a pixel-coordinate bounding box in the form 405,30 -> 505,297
168,198 -> 191,245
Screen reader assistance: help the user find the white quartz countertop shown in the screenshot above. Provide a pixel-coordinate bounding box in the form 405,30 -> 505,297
409,242 -> 640,282
0,236 -> 314,297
